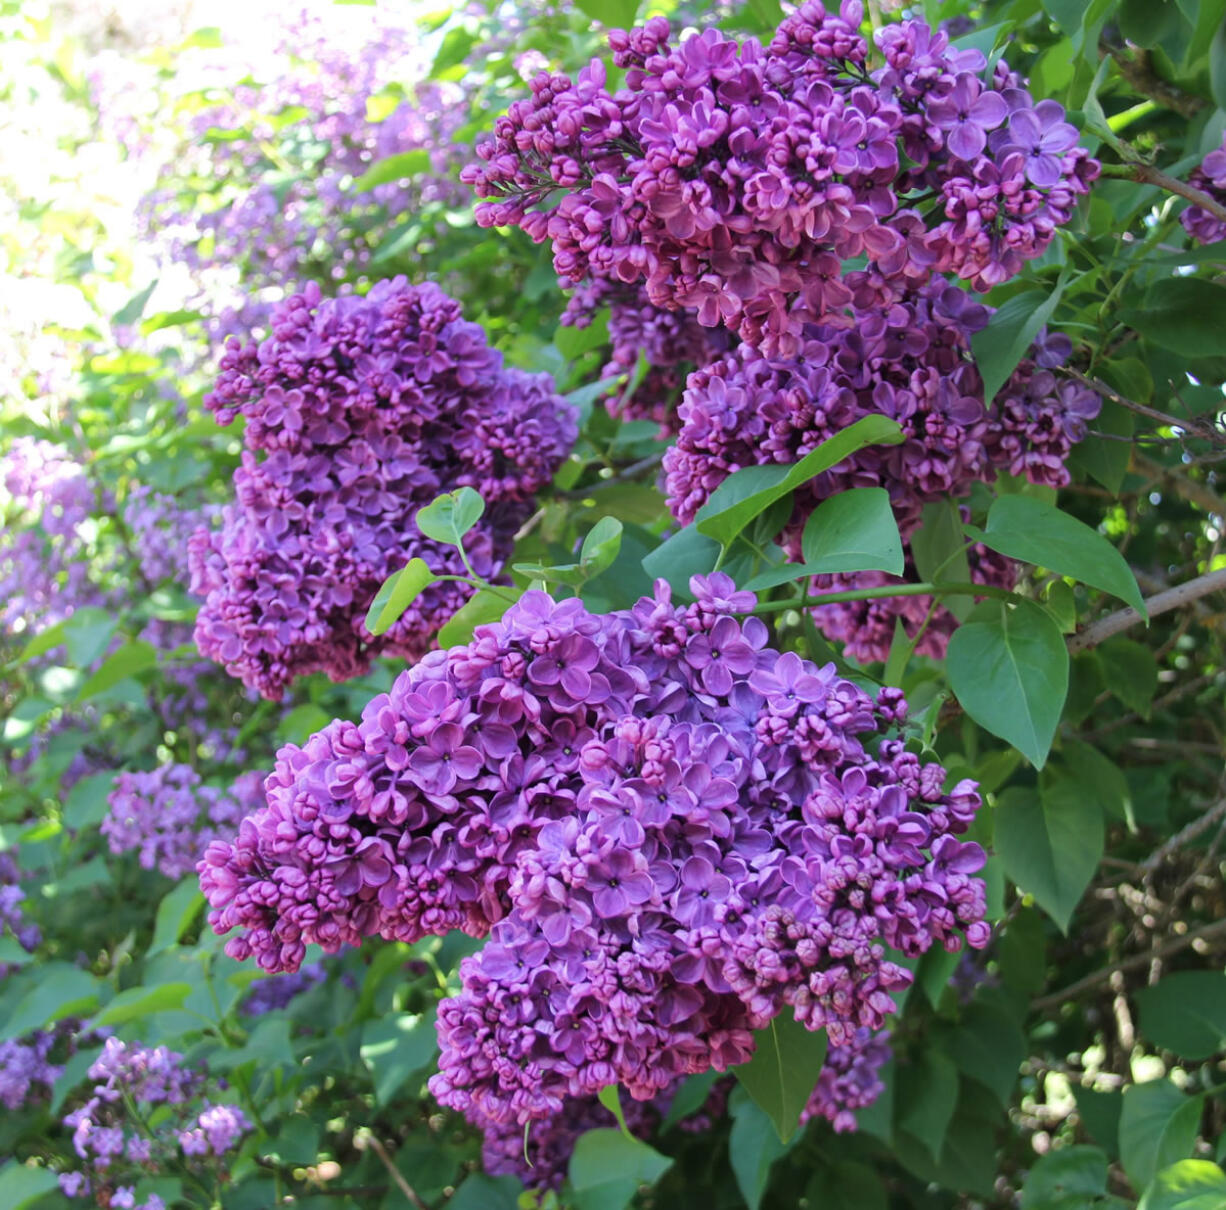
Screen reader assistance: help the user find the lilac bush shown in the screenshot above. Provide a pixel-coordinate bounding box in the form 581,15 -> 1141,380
199,574 -> 987,1130
463,1 -> 1097,356
189,276 -> 575,699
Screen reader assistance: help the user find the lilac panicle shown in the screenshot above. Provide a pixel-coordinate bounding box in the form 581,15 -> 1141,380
200,577 -> 987,1127
189,277 -> 575,699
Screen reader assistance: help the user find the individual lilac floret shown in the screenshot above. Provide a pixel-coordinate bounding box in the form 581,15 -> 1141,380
59,1039 -> 248,1205
1180,133 -> 1226,245
103,767 -> 258,880
200,577 -> 987,1128
189,277 -> 576,699
462,3 -> 1098,354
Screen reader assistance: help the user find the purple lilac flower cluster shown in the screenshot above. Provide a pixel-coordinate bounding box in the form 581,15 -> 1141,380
0,1030 -> 62,1111
0,848 -> 41,958
125,484 -> 222,588
241,961 -> 327,1016
59,1038 -> 249,1208
1181,132 -> 1226,245
188,277 -> 575,700
103,767 -> 262,880
800,1026 -> 891,1132
138,8 -> 469,346
200,576 -> 987,1129
663,281 -> 1098,660
0,438 -> 108,643
463,2 -> 1097,356
561,280 -> 731,430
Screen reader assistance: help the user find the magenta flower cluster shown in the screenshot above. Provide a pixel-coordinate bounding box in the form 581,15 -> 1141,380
0,1030 -> 62,1111
1181,133 -> 1226,246
59,1038 -> 249,1208
800,1026 -> 891,1133
125,484 -> 222,589
0,848 -> 40,958
1,437 -> 109,642
561,278 -> 731,430
103,766 -> 263,880
463,1 -> 1097,355
663,279 -> 1099,660
199,575 -> 986,1129
188,276 -> 575,699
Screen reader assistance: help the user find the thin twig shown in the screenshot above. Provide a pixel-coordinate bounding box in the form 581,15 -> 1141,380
1066,368 -> 1218,441
359,1134 -> 428,1210
561,452 -> 665,499
1132,451 -> 1226,517
1143,795 -> 1226,873
1032,917 -> 1226,1011
1067,566 -> 1226,653
1103,44 -> 1207,119
1097,160 -> 1226,225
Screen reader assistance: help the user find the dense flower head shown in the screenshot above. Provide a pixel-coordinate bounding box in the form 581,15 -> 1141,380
1180,132 -> 1226,245
800,1026 -> 891,1132
561,279 -> 731,430
0,437 -> 109,642
0,1030 -> 62,1111
664,278 -> 1100,539
809,545 -> 1020,665
103,766 -> 262,880
125,484 -> 223,588
463,3 -> 1097,355
200,576 -> 987,1127
189,276 -> 575,699
59,1039 -> 248,1206
241,961 -> 327,1015
0,847 -> 41,958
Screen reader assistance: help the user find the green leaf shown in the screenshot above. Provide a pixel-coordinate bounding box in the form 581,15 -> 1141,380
573,0 -> 641,28
352,149 -> 431,192
693,416 -> 903,549
1076,1087 -> 1123,1158
939,996 -> 1027,1105
63,771 -> 116,832
364,557 -> 436,637
1139,1160 -> 1226,1210
580,516 -> 624,579
447,1174 -> 523,1210
1118,0 -> 1181,47
912,498 -> 973,619
915,946 -> 961,1009
569,1128 -> 672,1210
981,496 -> 1144,614
1122,278 -> 1226,357
275,703 -> 332,747
113,279 -> 158,327
897,1051 -> 959,1159
93,982 -> 192,1027
659,1070 -> 721,1131
1021,1146 -> 1109,1207
728,1094 -> 788,1210
994,780 -> 1103,933
598,1084 -> 632,1139
640,525 -> 720,594
359,1008 -> 438,1105
1212,19 -> 1226,111
63,607 -> 119,666
803,1161 -> 888,1210
1098,636 -> 1158,717
733,1014 -> 828,1143
75,639 -> 157,701
415,486 -> 485,547
4,964 -> 99,1039
437,587 -> 517,647
971,276 -> 1067,405
946,600 -> 1069,769
1135,972 -> 1226,1060
800,487 -> 903,573
1120,1082 -> 1205,1192
149,879 -> 206,953
0,1164 -> 59,1210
